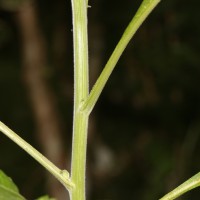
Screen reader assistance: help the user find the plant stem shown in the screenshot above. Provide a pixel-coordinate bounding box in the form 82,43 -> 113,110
0,121 -> 74,190
81,0 -> 160,114
160,172 -> 200,200
70,1 -> 160,199
70,0 -> 89,199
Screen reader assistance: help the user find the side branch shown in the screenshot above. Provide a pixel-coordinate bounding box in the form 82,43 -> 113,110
0,121 -> 74,190
160,172 -> 200,200
80,0 -> 160,114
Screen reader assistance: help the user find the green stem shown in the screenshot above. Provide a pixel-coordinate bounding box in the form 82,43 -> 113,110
70,0 -> 89,199
81,0 -> 160,114
0,121 -> 74,190
160,172 -> 200,200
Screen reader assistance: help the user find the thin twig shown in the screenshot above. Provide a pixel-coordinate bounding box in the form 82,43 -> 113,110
0,121 -> 74,190
80,0 -> 161,114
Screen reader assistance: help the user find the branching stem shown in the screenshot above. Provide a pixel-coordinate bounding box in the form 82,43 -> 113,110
70,0 -> 160,200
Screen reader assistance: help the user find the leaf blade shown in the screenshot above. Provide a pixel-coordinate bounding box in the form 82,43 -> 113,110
0,170 -> 25,200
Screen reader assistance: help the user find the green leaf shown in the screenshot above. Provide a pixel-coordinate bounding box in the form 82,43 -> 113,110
36,195 -> 56,200
0,170 -> 26,200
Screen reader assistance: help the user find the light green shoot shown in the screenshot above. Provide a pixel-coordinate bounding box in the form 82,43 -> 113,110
0,121 -> 74,190
160,172 -> 200,200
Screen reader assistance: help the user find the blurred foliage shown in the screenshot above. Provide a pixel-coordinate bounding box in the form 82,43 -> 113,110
0,0 -> 27,11
1,0 -> 200,199
36,195 -> 56,200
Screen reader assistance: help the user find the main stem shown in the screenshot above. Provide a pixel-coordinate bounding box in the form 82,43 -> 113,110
70,0 -> 89,200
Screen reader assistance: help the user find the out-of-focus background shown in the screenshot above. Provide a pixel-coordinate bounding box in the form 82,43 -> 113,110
1,0 -> 200,199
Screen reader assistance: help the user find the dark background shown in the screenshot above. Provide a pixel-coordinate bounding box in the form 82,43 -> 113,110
1,0 -> 200,199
